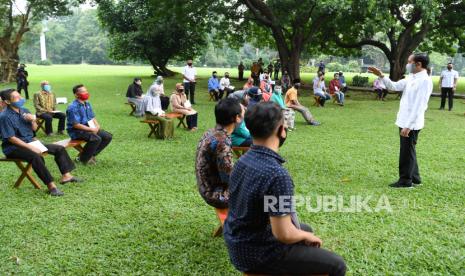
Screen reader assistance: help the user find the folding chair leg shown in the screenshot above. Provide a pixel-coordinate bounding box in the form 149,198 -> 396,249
177,117 -> 187,129
148,123 -> 159,138
213,225 -> 223,237
74,145 -> 84,153
14,161 -> 41,189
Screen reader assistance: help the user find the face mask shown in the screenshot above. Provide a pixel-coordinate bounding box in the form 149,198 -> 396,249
187,63 -> 193,66
295,84 -> 301,89
43,85 -> 51,92
10,98 -> 26,108
213,75 -> 217,78
136,81 -> 142,86
405,63 -> 413,74
447,66 -> 452,70
275,87 -> 282,94
225,75 -> 229,78
78,93 -> 90,101
277,125 -> 287,147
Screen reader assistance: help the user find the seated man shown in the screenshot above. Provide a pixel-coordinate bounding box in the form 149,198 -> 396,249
126,77 -> 144,117
224,102 -> 346,275
33,81 -> 67,136
220,72 -> 234,98
285,79 -> 320,126
313,72 -> 331,106
66,84 -> 113,165
338,71 -> 348,93
208,71 -> 222,101
329,73 -> 345,106
195,98 -> 243,208
0,89 -> 82,196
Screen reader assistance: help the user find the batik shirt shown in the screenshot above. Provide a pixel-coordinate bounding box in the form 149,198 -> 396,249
195,125 -> 234,208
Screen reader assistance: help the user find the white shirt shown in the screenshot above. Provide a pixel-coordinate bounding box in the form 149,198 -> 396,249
440,69 -> 459,88
312,77 -> 326,94
381,70 -> 433,130
182,65 -> 196,83
220,77 -> 231,90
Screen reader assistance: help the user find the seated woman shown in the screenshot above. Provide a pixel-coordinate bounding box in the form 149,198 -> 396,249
170,83 -> 198,131
259,73 -> 272,101
126,77 -> 144,117
373,78 -> 388,101
270,80 -> 295,131
231,104 -> 252,147
243,77 -> 254,90
329,73 -> 345,106
313,72 -> 331,106
143,76 -> 174,139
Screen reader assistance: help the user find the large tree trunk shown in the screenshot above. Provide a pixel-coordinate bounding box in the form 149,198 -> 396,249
0,43 -> 19,83
389,58 -> 407,82
271,28 -> 301,82
147,56 -> 175,77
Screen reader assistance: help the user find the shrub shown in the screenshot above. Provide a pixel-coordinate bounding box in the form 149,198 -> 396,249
326,62 -> 345,72
352,75 -> 370,87
36,60 -> 53,66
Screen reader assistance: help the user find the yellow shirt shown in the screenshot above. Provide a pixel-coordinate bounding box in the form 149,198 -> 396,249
33,91 -> 56,114
285,87 -> 298,106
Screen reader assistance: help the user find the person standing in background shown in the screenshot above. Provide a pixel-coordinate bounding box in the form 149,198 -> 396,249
182,59 -> 197,105
439,62 -> 459,111
238,62 -> 245,81
274,60 -> 281,80
16,64 -> 29,100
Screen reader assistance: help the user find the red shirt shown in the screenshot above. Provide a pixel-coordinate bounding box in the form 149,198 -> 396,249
329,79 -> 341,95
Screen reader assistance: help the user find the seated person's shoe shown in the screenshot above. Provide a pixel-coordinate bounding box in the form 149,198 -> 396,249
310,121 -> 321,126
389,182 -> 413,188
48,188 -> 64,196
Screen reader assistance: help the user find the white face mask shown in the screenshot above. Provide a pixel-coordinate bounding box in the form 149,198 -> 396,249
405,63 -> 413,74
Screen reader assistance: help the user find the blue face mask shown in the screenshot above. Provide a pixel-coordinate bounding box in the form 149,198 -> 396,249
11,98 -> 25,108
43,85 -> 52,92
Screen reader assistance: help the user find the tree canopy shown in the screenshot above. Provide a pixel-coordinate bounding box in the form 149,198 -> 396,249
0,0 -> 82,82
97,0 -> 212,76
330,0 -> 465,80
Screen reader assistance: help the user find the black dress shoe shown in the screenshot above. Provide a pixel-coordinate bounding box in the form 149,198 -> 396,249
389,182 -> 413,188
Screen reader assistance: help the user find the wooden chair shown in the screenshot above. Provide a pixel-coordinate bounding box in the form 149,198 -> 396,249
53,138 -> 86,153
312,96 -> 322,107
165,112 -> 187,129
213,208 -> 228,237
0,139 -> 85,190
35,118 -> 47,134
209,91 -> 215,101
125,102 -> 136,116
0,158 -> 42,189
232,146 -> 250,158
140,119 -> 160,138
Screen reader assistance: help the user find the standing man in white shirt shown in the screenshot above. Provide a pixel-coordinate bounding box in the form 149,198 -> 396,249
439,62 -> 459,111
368,53 -> 433,188
182,59 -> 197,104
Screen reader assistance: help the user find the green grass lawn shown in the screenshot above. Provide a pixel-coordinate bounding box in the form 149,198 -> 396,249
0,65 -> 464,275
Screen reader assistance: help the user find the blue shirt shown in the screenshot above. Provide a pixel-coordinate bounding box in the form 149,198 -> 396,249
66,100 -> 95,139
0,107 -> 34,155
224,145 -> 295,272
339,75 -> 346,85
208,77 -> 220,91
